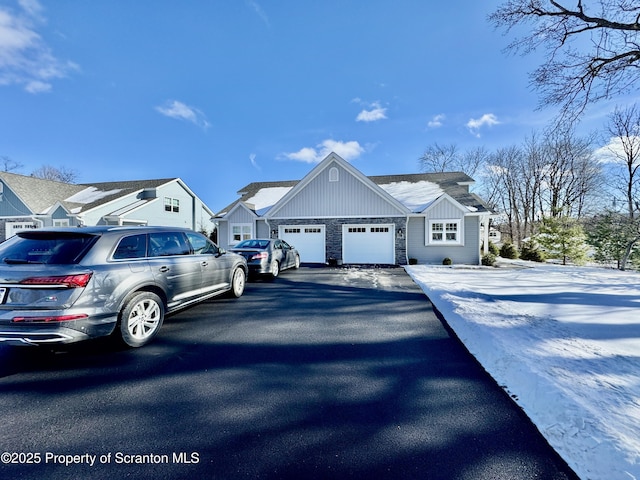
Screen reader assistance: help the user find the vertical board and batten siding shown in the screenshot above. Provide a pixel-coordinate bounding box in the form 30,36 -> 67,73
407,215 -> 481,265
423,198 -> 467,221
256,220 -> 270,238
270,163 -> 404,218
0,182 -> 30,216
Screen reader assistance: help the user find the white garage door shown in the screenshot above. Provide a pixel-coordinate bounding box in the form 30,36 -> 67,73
279,225 -> 326,264
342,224 -> 395,264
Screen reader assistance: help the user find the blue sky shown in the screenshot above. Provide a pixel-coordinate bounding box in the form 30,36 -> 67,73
0,0 -> 615,211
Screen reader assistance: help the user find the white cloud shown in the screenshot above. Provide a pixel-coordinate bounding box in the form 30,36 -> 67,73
356,101 -> 387,122
283,139 -> 365,163
593,136 -> 640,164
246,0 -> 270,27
18,0 -> 43,19
0,0 -> 77,93
155,100 -> 210,129
466,113 -> 500,137
427,114 -> 445,128
249,153 -> 260,170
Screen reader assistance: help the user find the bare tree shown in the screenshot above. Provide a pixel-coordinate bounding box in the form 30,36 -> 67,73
419,143 -> 488,179
603,104 -> 640,268
419,143 -> 459,173
490,1 -> 640,122
0,155 -> 23,172
484,145 -> 530,244
539,129 -> 602,218
483,129 -> 602,245
31,165 -> 78,183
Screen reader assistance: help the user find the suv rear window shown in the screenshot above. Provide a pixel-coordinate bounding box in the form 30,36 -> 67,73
113,234 -> 147,259
0,232 -> 98,265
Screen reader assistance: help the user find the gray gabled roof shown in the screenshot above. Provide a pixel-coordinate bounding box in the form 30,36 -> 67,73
0,171 -> 86,214
0,172 -> 181,215
216,170 -> 491,217
73,178 -> 177,213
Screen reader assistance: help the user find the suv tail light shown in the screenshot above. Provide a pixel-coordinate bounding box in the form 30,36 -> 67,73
12,314 -> 89,323
20,273 -> 93,288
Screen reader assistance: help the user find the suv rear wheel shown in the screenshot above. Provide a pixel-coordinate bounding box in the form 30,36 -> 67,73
230,267 -> 246,298
118,291 -> 164,347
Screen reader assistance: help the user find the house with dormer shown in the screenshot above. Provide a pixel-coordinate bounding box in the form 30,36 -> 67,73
0,171 -> 214,241
215,152 -> 493,265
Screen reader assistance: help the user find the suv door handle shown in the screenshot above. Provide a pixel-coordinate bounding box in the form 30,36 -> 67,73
158,266 -> 170,273
201,261 -> 209,267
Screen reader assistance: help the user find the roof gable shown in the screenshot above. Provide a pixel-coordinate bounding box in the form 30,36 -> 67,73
419,193 -> 469,215
267,153 -> 408,218
0,171 -> 86,214
226,201 -> 259,219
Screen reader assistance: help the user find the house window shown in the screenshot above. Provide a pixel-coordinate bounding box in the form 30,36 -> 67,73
284,228 -> 301,234
428,219 -> 462,245
164,197 -> 180,213
53,219 -> 70,227
231,224 -> 252,244
329,167 -> 339,182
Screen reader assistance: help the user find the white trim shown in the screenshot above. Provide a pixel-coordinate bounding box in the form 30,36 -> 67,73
229,223 -> 253,245
427,219 -> 463,246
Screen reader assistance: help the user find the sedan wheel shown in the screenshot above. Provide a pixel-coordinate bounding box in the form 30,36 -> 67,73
294,254 -> 301,269
270,260 -> 280,278
118,291 -> 164,348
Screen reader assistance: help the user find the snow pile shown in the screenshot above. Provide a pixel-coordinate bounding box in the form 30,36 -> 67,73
379,180 -> 443,212
245,186 -> 293,215
65,187 -> 123,204
405,262 -> 640,480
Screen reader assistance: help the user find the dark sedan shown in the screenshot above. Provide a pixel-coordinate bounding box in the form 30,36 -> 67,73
230,238 -> 300,278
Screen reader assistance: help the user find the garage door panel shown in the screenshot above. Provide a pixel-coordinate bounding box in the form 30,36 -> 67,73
343,224 -> 395,264
280,225 -> 325,264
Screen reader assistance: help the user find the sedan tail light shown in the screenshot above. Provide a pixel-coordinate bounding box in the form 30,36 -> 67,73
250,252 -> 268,260
19,273 -> 93,288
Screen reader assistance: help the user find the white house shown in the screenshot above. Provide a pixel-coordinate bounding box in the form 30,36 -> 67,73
0,172 -> 214,241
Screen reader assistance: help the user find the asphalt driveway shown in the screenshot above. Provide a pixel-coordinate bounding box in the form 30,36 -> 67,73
0,267 -> 577,479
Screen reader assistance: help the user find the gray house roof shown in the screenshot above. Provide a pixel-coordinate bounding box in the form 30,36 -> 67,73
72,178 -> 178,214
217,171 -> 491,217
0,171 -> 86,214
0,172 -> 182,215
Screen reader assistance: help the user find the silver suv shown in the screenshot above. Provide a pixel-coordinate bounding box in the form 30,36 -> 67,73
0,226 -> 247,348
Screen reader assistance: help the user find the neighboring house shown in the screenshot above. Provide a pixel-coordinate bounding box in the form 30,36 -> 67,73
0,171 -> 215,241
215,152 -> 494,265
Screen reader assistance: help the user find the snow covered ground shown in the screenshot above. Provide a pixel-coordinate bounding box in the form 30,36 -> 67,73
405,262 -> 640,480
